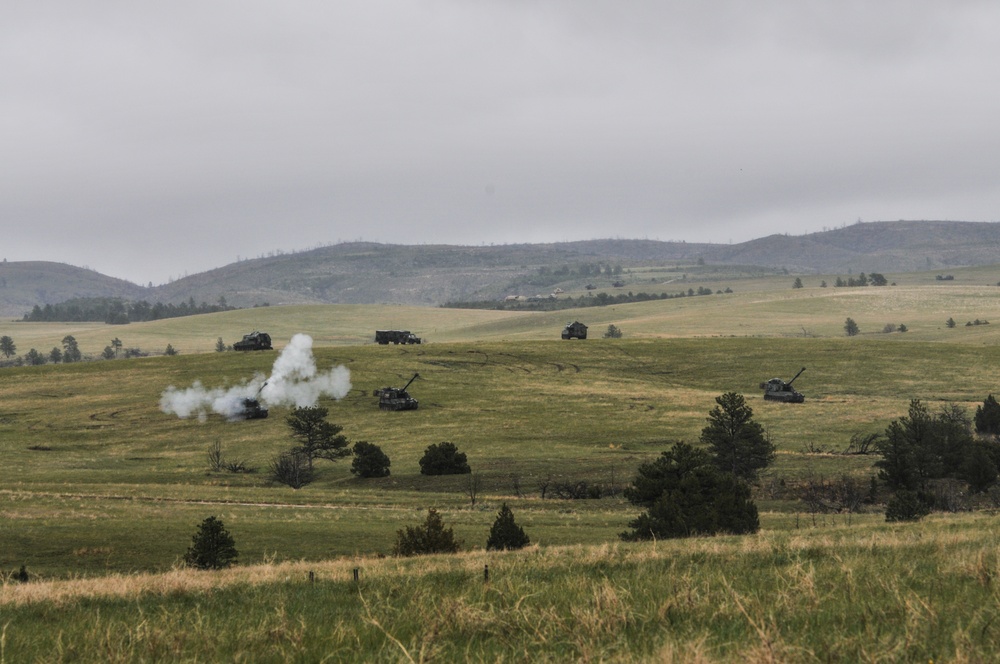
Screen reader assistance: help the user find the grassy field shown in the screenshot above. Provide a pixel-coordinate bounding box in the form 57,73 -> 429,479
3,275 -> 1000,660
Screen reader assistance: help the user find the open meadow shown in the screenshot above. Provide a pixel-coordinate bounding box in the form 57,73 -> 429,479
3,274 -> 1000,660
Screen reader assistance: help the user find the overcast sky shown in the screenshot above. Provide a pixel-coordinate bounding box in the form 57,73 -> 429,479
3,1 -> 999,285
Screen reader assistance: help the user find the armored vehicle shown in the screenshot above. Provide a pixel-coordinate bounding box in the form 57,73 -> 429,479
375,373 -> 419,411
239,383 -> 269,419
375,330 -> 422,345
760,367 -> 806,403
233,331 -> 272,351
561,321 -> 588,340
239,397 -> 269,419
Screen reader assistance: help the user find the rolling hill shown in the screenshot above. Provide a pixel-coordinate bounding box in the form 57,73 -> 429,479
3,220 -> 1000,318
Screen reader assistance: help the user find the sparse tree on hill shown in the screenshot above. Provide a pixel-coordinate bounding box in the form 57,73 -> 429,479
0,335 -> 15,358
700,392 -> 774,482
285,406 -> 349,470
164,344 -> 177,356
25,348 -> 45,365
844,318 -> 860,336
101,346 -> 116,360
215,337 -> 226,352
486,503 -> 530,551
61,335 -> 81,363
603,324 -> 623,339
111,337 -> 122,357
792,277 -> 803,289
947,317 -> 957,328
393,508 -> 461,556
184,516 -> 238,570
48,347 -> 62,364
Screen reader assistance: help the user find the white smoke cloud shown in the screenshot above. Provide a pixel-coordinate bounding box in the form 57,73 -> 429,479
160,333 -> 352,421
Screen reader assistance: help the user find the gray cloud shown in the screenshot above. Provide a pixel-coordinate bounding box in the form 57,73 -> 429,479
3,1 -> 999,284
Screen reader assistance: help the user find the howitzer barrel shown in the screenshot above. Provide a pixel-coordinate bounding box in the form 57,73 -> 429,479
788,367 -> 806,385
401,373 -> 419,391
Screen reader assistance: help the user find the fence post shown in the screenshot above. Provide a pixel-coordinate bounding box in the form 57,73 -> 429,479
353,568 -> 360,582
308,571 -> 315,584
484,564 -> 489,583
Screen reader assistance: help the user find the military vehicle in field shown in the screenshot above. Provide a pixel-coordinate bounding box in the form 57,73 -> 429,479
239,383 -> 269,419
233,331 -> 272,351
760,367 -> 806,403
375,330 -> 422,345
561,321 -> 588,340
374,373 -> 419,411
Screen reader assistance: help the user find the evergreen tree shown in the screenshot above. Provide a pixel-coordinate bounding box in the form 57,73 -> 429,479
700,392 -> 774,482
285,406 -> 349,470
621,442 -> 759,540
975,394 -> 1000,436
0,335 -> 16,358
48,347 -> 62,364
61,335 -> 82,362
486,503 -> 530,551
393,508 -> 461,556
844,317 -> 860,336
184,516 -> 238,569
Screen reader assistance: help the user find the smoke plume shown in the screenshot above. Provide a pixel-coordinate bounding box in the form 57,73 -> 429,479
160,333 -> 352,421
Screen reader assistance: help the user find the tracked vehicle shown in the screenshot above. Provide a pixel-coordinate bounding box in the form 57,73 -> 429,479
760,367 -> 806,403
561,321 -> 588,340
374,373 -> 419,411
233,331 -> 272,351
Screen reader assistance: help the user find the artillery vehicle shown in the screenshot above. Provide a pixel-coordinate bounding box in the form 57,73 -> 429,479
374,373 -> 419,411
239,383 -> 269,419
375,330 -> 422,345
760,367 -> 806,403
233,331 -> 272,351
561,321 -> 588,340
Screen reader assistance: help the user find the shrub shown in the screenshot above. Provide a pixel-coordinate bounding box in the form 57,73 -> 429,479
603,324 -> 623,339
419,442 -> 471,475
184,516 -> 238,569
975,395 -> 1000,436
885,490 -> 930,522
351,441 -> 391,478
269,451 -> 314,488
844,318 -> 860,336
393,508 -> 461,556
486,503 -> 530,551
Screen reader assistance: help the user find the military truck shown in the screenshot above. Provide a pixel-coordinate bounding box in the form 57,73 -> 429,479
233,331 -> 272,351
760,367 -> 806,403
561,321 -> 588,340
374,373 -> 419,411
375,330 -> 422,345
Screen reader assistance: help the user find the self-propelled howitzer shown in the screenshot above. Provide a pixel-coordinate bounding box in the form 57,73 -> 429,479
760,367 -> 806,403
375,373 -> 420,411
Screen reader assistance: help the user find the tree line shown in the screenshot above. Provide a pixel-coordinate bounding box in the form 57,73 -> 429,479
21,296 -> 239,324
443,287 -> 727,312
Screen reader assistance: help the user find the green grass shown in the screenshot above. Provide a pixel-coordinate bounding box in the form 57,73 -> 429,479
3,275 -> 1000,659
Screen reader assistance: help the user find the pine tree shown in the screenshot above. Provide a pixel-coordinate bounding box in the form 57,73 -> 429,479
184,516 -> 238,569
700,392 -> 774,482
393,508 -> 461,556
486,503 -> 530,550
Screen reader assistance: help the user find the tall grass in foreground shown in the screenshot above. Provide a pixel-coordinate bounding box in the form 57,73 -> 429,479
3,513 -> 999,662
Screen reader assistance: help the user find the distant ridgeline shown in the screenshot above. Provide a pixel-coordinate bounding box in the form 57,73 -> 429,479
22,297 -> 240,325
443,286 -> 730,311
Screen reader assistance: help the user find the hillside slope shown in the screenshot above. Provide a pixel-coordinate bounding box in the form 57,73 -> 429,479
3,220 -> 1000,316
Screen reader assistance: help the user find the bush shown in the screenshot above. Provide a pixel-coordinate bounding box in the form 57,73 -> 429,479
351,441 -> 391,478
844,318 -> 860,336
603,324 -> 623,339
419,442 -> 471,475
486,503 -> 530,551
885,490 -> 931,522
184,516 -> 238,569
975,395 -> 1000,436
393,508 -> 461,556
269,451 -> 314,488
